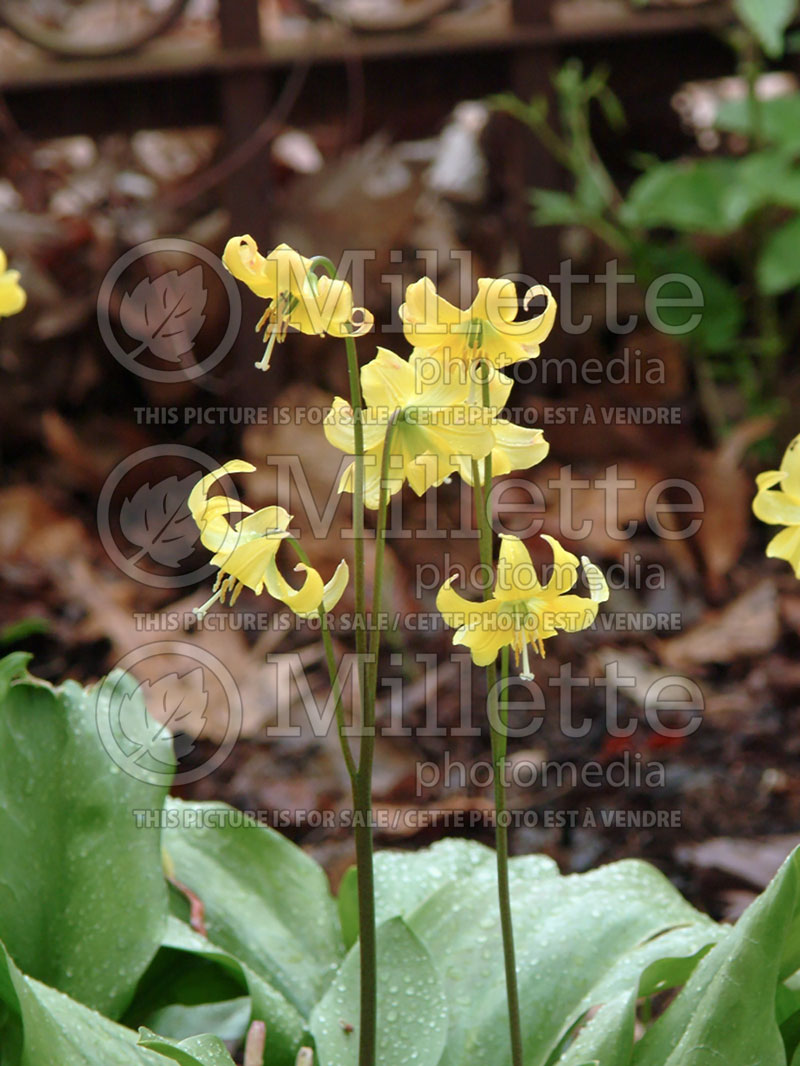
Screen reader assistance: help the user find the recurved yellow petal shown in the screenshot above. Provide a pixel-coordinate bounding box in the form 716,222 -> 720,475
779,434 -> 800,499
265,557 -> 325,615
0,256 -> 26,318
753,488 -> 800,526
542,534 -> 579,595
767,525 -> 800,578
489,421 -> 549,479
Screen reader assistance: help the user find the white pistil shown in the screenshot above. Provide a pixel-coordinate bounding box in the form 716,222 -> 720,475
519,638 -> 534,682
193,588 -> 223,621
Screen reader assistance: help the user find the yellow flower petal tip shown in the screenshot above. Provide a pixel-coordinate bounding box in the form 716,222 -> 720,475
222,235 -> 373,370
187,459 -> 348,617
437,534 -> 607,675
0,248 -> 26,318
399,275 -> 556,369
753,433 -> 800,578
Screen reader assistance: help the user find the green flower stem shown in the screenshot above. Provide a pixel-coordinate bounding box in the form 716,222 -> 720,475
352,411 -> 400,1066
492,645 -> 523,1066
285,535 -> 356,781
474,358 -> 524,1066
365,413 -> 400,700
308,255 -> 375,1066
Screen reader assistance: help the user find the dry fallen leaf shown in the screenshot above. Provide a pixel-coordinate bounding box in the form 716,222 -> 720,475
659,580 -> 779,669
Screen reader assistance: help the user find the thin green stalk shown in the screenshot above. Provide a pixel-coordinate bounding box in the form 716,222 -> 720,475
365,412 -> 401,712
285,535 -> 357,782
491,646 -> 523,1066
474,358 -> 523,1066
353,412 -> 401,1066
308,255 -> 374,1066
344,331 -> 377,1066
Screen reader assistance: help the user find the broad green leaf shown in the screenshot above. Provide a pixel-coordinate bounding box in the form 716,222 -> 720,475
143,999 -> 251,1044
0,668 -> 171,1018
162,799 -> 342,1015
621,160 -> 745,234
0,619 -> 49,647
0,939 -> 167,1066
0,652 -> 32,694
138,1028 -> 235,1066
154,916 -> 309,1066
716,94 -> 800,153
757,215 -> 800,294
554,989 -> 637,1066
337,839 -> 503,949
531,189 -> 584,227
733,0 -> 797,57
632,243 -> 743,354
409,857 -> 718,1066
310,917 -> 448,1066
633,847 -> 800,1065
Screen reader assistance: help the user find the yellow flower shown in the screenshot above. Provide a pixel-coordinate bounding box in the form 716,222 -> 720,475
323,348 -> 496,509
188,460 -> 349,618
223,236 -> 373,371
399,276 -> 556,369
443,358 -> 549,484
752,433 -> 800,578
437,534 -> 608,678
0,249 -> 26,318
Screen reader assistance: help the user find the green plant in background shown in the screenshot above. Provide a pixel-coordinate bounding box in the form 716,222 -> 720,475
4,652 -> 800,1064
494,0 -> 800,439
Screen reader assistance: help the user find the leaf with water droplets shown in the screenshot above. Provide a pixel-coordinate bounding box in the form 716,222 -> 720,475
310,917 -> 448,1066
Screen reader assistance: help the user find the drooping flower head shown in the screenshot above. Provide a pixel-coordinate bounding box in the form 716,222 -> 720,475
752,433 -> 800,578
324,348 -> 500,509
223,236 -> 373,370
437,534 -> 608,679
0,249 -> 26,318
188,460 -> 348,618
399,276 -> 556,370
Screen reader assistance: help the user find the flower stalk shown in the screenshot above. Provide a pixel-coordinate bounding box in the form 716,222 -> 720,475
475,357 -> 524,1066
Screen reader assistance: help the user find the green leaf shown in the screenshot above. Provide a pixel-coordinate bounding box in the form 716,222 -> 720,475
310,917 -> 448,1066
0,938 -> 168,1066
0,668 -> 172,1018
0,618 -> 49,647
757,215 -> 800,294
621,159 -> 752,234
0,652 -> 32,696
632,847 -> 800,1064
162,799 -> 343,1015
715,94 -> 800,154
154,917 -> 307,1066
409,857 -> 718,1066
337,839 -> 503,949
531,189 -> 584,227
138,1028 -> 236,1066
142,999 -> 251,1045
631,242 -> 744,354
553,989 -> 637,1066
733,0 -> 797,57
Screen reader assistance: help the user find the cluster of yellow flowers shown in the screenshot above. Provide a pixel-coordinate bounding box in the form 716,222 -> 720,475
192,237 -> 610,679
